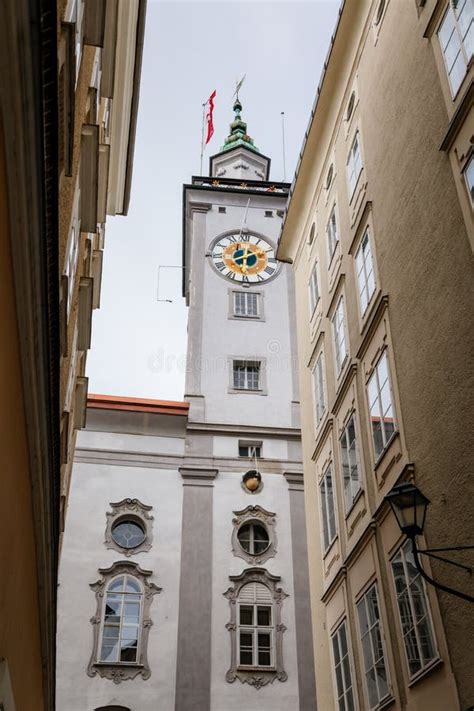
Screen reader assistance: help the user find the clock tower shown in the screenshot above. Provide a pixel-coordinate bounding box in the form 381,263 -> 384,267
183,98 -> 300,430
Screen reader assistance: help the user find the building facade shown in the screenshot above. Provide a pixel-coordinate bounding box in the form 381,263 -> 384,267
58,0 -> 146,535
278,1 -> 474,710
56,106 -> 316,710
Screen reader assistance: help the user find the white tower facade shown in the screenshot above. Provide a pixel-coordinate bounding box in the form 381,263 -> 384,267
56,102 -> 316,711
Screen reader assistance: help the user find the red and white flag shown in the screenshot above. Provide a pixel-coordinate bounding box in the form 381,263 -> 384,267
205,90 -> 216,145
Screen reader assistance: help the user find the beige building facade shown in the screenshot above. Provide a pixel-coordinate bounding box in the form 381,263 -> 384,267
278,1 -> 474,710
58,0 -> 146,533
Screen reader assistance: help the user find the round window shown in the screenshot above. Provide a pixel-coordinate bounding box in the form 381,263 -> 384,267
237,522 -> 270,555
111,519 -> 146,549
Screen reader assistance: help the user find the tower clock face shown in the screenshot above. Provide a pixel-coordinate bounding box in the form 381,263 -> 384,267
210,233 -> 279,284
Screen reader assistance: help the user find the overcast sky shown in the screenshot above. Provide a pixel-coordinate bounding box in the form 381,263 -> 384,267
87,0 -> 340,401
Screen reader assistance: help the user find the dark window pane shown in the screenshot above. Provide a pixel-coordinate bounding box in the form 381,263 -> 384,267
120,645 -> 137,662
258,633 -> 271,649
240,606 -> 253,625
257,606 -> 271,626
258,651 -> 271,666
240,632 -> 253,648
240,650 -> 253,665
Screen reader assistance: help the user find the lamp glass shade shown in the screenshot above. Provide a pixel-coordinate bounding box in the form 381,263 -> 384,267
385,483 -> 430,536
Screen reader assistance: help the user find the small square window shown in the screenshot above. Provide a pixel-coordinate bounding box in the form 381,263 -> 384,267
234,291 -> 259,318
233,361 -> 261,390
264,210 -> 273,217
218,206 -> 226,213
239,442 -> 262,458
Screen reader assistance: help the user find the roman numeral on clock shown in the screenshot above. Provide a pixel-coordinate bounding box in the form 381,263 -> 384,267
215,261 -> 225,271
264,266 -> 275,275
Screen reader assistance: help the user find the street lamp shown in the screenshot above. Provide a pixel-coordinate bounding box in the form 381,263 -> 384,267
385,482 -> 473,603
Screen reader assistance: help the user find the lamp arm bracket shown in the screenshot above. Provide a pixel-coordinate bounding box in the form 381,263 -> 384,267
411,538 -> 474,604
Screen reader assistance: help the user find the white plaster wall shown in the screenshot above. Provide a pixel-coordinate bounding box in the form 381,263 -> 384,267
77,429 -> 185,455
213,435 -> 289,461
186,190 -> 298,431
56,439 -> 183,711
210,469 -> 300,711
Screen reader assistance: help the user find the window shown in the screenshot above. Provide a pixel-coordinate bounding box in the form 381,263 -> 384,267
340,415 -> 361,512
355,230 -> 376,314
225,569 -> 288,687
105,499 -> 153,556
313,352 -> 326,426
391,540 -> 437,677
239,442 -> 262,458
308,222 -> 316,245
309,263 -> 320,313
237,523 -> 270,555
464,154 -> 474,206
233,361 -> 261,390
73,0 -> 85,83
326,204 -> 339,260
99,575 -> 142,664
332,297 -> 348,375
347,131 -> 363,198
438,0 -> 473,97
231,505 -> 276,564
88,562 -> 161,682
234,291 -> 259,318
331,620 -> 355,711
320,463 -> 337,551
374,0 -> 386,26
218,206 -> 226,213
357,585 -> 390,708
111,520 -> 146,549
367,351 -> 397,459
346,92 -> 355,121
264,210 -> 273,217
326,164 -> 334,190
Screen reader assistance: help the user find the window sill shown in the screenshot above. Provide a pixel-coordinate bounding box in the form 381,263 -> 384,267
229,388 -> 266,395
322,535 -> 338,561
237,665 -> 276,672
376,694 -> 396,710
407,657 -> 443,688
94,662 -> 144,668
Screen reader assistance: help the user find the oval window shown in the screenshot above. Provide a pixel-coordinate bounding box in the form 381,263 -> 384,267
111,519 -> 146,549
237,522 -> 270,555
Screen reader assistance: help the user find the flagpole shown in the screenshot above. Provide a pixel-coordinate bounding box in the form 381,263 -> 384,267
281,111 -> 287,182
200,101 -> 207,175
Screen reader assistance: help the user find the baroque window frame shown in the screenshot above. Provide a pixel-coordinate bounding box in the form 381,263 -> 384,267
224,568 -> 288,689
231,505 -> 277,565
104,498 -> 153,556
87,561 -> 161,684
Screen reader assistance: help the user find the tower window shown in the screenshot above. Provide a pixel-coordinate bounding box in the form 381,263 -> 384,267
264,210 -> 273,217
234,291 -> 259,317
233,361 -> 261,390
218,206 -> 226,213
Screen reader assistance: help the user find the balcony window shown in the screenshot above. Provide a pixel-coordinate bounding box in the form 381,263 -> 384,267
438,0 -> 473,97
355,230 -> 376,315
367,351 -> 397,459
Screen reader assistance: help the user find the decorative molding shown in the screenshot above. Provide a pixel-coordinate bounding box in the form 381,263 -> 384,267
283,471 -> 304,491
105,499 -> 153,556
179,466 -> 218,487
231,506 -> 277,565
87,561 -> 161,683
355,294 -> 389,360
224,568 -> 288,689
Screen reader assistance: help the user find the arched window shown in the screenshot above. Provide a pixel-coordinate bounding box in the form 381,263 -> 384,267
225,568 -> 288,688
238,582 -> 273,668
88,561 -> 161,683
100,575 -> 142,664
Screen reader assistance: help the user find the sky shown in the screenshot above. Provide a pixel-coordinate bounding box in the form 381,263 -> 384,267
87,0 -> 341,401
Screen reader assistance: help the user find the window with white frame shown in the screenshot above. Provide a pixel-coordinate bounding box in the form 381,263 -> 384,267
73,0 -> 85,83
438,0 -> 473,97
331,620 -> 355,711
309,262 -> 320,313
367,351 -> 397,459
238,583 -> 274,668
347,131 -> 363,198
239,441 -> 262,458
88,562 -> 161,682
312,352 -> 326,426
391,540 -> 437,677
464,154 -> 474,206
339,415 -> 361,512
233,361 -> 261,390
319,463 -> 337,551
356,585 -> 390,708
64,188 -> 81,315
326,204 -> 339,260
332,297 -> 348,375
355,230 -> 376,314
234,291 -> 260,317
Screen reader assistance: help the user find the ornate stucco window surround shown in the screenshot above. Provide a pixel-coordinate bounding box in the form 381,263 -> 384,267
224,568 -> 288,689
105,498 -> 153,556
88,561 -> 161,683
231,505 -> 277,565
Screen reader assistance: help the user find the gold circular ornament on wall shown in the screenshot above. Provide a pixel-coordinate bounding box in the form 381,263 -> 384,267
210,232 -> 279,284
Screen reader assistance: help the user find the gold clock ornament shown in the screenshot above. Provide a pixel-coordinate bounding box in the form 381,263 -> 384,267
210,232 -> 279,284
